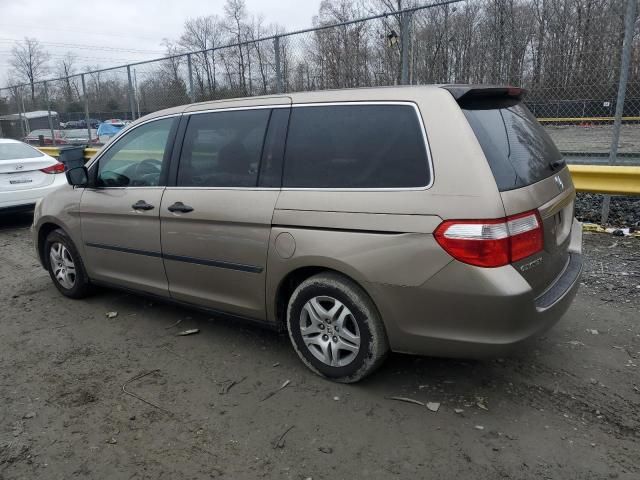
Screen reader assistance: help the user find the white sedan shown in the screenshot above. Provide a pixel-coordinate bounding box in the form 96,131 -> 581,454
0,139 -> 68,214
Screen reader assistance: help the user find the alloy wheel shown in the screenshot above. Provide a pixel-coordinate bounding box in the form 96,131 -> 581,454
299,296 -> 361,367
49,242 -> 76,290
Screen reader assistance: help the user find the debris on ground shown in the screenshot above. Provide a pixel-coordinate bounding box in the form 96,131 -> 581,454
105,311 -> 118,319
582,223 -> 639,237
261,380 -> 291,402
176,329 -> 199,336
476,397 -> 489,411
318,446 -> 333,454
218,376 -> 247,395
164,318 -> 183,329
426,402 -> 440,412
454,408 -> 464,414
272,425 -> 294,449
22,412 -> 35,420
586,329 -> 599,335
389,396 -> 426,407
474,425 -> 485,431
121,370 -> 173,415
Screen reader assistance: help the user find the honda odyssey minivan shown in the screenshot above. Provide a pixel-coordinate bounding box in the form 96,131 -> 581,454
33,85 -> 583,382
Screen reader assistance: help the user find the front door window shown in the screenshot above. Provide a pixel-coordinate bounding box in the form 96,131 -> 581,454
97,118 -> 174,187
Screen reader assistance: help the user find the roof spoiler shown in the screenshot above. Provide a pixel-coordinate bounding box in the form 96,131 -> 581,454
441,85 -> 527,106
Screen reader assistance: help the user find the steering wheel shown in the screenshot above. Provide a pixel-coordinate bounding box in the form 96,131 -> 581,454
99,170 -> 130,187
134,158 -> 162,177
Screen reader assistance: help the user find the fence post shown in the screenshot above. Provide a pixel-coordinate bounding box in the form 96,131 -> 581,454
126,65 -> 136,121
14,87 -> 26,139
44,81 -> 56,145
400,11 -> 411,85
81,74 -> 92,143
187,54 -> 195,103
274,36 -> 283,94
601,0 -> 637,225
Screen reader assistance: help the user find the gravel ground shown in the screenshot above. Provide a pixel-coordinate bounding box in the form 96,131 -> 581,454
545,124 -> 640,154
575,194 -> 640,228
1,213 -> 639,480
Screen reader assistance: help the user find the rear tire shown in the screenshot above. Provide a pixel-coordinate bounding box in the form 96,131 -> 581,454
286,272 -> 389,383
45,229 -> 92,299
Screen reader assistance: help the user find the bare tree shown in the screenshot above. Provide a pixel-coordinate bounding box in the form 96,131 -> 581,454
9,37 -> 50,104
224,0 -> 250,95
180,15 -> 223,99
56,53 -> 81,103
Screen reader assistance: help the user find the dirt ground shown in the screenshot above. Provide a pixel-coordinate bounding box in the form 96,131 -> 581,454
1,212 -> 638,480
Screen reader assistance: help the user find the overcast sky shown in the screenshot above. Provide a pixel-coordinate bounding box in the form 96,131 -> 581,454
0,0 -> 323,85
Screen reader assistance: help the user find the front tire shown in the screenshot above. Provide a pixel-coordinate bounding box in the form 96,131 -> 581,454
45,229 -> 92,299
286,272 -> 389,383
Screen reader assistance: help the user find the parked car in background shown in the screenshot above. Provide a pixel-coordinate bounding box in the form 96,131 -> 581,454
33,85 -> 583,382
97,122 -> 125,144
23,129 -> 68,146
78,119 -> 100,129
64,129 -> 99,146
0,139 -> 67,214
62,120 -> 83,130
62,119 -> 101,130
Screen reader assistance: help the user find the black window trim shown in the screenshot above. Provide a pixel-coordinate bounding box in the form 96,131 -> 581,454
84,113 -> 182,189
281,101 -> 434,192
166,104 -> 291,191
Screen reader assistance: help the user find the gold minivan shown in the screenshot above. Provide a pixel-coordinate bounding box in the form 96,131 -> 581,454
33,86 -> 583,382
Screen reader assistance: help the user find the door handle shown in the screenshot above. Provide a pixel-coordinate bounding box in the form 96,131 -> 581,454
132,200 -> 154,211
167,201 -> 194,213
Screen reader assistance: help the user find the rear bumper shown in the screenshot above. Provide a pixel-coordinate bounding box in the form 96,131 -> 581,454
0,174 -> 66,210
370,219 -> 584,358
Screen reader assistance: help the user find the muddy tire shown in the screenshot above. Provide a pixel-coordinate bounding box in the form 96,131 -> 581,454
45,229 -> 92,299
286,272 -> 389,383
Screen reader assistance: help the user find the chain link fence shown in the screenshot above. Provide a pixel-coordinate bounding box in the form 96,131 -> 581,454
0,0 -> 638,168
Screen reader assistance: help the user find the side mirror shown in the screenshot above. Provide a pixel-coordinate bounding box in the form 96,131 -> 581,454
66,166 -> 89,187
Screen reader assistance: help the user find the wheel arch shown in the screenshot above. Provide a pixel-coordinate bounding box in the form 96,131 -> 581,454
273,265 -> 380,332
37,221 -> 68,269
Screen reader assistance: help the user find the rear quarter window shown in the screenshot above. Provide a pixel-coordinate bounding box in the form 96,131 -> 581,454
283,104 -> 430,189
462,103 -> 564,191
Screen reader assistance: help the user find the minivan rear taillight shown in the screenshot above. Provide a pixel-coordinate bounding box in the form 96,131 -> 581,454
434,210 -> 543,268
40,162 -> 66,174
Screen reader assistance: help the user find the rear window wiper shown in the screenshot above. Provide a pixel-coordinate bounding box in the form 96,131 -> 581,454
550,159 -> 565,171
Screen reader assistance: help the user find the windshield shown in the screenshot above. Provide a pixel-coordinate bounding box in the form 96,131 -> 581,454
463,103 -> 564,191
0,142 -> 44,160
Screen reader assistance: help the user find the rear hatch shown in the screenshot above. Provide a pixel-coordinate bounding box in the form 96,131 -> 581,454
449,86 -> 574,296
0,143 -> 57,192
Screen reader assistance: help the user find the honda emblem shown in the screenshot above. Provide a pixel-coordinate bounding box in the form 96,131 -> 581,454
554,175 -> 564,191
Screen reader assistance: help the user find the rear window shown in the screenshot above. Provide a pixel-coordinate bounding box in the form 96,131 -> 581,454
0,142 -> 44,160
283,104 -> 430,188
463,103 -> 564,191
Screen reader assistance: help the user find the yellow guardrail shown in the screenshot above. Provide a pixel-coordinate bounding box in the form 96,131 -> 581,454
38,146 -> 100,160
36,148 -> 639,196
568,165 -> 640,195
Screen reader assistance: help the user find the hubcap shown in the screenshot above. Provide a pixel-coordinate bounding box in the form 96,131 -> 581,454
49,242 -> 76,289
299,296 -> 361,367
